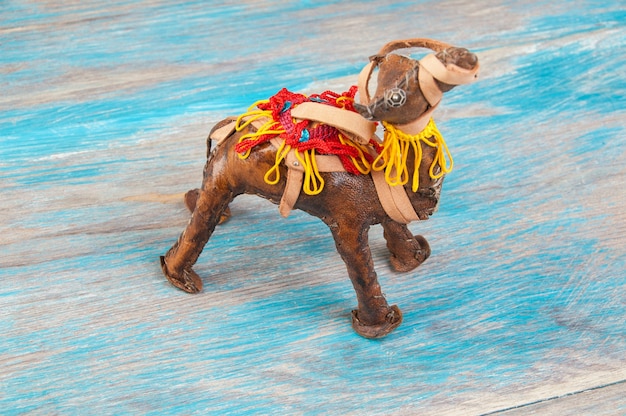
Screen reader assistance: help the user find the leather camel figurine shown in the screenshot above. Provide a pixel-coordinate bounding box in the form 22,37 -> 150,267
161,38 -> 479,338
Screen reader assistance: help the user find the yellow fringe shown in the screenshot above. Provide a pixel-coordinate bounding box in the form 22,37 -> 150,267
372,118 -> 453,192
234,100 -> 282,159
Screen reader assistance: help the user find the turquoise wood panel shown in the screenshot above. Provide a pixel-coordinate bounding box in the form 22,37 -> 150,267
1,1 -> 625,414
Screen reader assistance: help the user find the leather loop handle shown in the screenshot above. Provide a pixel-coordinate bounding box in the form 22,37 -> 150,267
376,38 -> 452,56
357,60 -> 377,105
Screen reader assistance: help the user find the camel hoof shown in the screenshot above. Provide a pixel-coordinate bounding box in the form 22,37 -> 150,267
390,235 -> 431,272
351,305 -> 403,339
160,256 -> 203,293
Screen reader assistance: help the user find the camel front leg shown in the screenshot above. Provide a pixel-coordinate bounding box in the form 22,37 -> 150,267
160,185 -> 233,293
381,219 -> 431,272
326,218 -> 402,338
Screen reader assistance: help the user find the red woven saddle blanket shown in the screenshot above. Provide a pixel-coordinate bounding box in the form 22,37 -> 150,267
233,86 -> 380,177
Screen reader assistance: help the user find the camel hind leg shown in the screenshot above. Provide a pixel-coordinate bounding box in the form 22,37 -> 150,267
163,120 -> 282,293
184,188 -> 231,223
161,184 -> 234,293
183,124 -> 235,223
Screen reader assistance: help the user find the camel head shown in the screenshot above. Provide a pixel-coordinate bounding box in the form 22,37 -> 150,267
354,39 -> 479,126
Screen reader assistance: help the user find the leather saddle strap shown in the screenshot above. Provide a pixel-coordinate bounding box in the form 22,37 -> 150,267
279,161 -> 304,218
271,137 -> 346,218
370,168 -> 420,224
290,102 -> 376,145
209,117 -> 238,145
270,137 -> 303,218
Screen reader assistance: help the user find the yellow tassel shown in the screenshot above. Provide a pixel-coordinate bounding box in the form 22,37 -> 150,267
373,118 -> 453,192
264,140 -> 291,185
295,149 -> 325,195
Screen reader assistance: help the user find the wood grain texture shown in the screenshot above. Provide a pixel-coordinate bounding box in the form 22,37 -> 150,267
1,1 -> 624,414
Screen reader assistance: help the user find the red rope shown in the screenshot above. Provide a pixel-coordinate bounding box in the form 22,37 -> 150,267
235,86 -> 376,174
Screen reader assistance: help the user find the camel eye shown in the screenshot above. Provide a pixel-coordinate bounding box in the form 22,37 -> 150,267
384,88 -> 406,108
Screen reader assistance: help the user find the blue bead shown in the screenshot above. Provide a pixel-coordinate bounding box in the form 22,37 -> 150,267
281,101 -> 293,113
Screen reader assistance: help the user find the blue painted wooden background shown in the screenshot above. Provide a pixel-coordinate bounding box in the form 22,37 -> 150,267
1,1 -> 625,414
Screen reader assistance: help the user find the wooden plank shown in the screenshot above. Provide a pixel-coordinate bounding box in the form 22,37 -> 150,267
1,1 -> 625,414
491,380 -> 626,415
